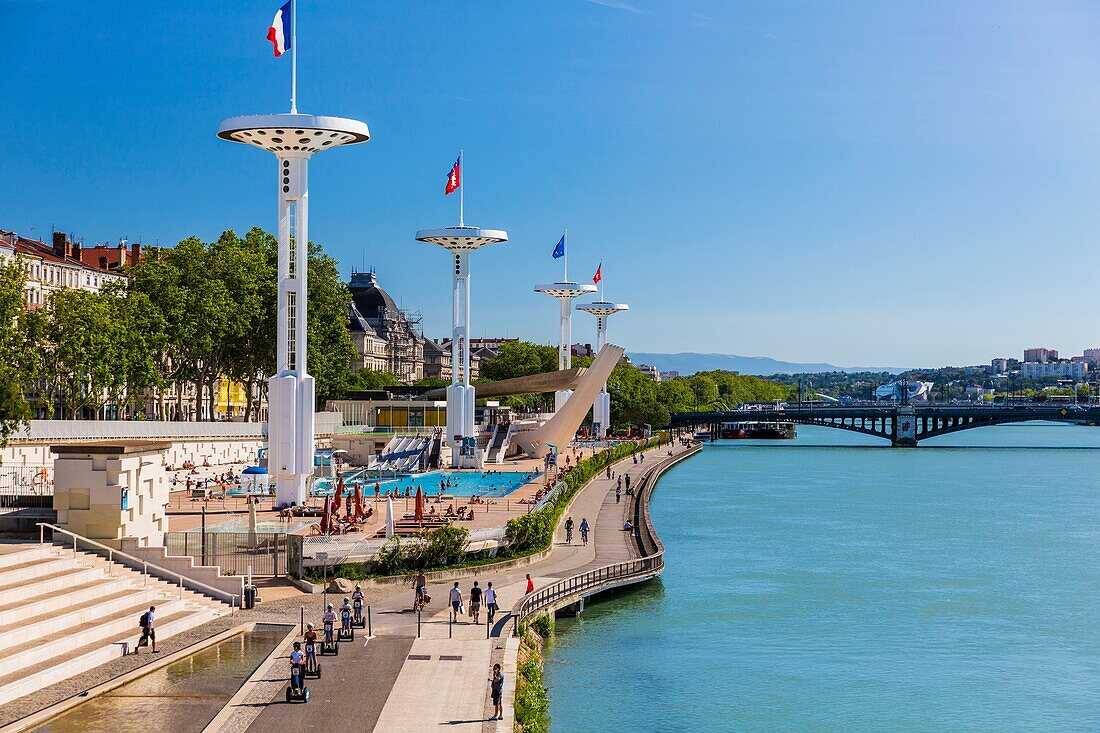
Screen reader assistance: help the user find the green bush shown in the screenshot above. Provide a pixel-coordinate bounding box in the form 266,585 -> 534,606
531,612 -> 554,639
515,657 -> 551,733
407,524 -> 470,570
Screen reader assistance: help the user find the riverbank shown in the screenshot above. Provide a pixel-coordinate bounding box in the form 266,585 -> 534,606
544,423 -> 1100,732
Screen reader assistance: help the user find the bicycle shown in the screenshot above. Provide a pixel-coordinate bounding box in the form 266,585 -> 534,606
565,526 -> 573,544
581,528 -> 589,546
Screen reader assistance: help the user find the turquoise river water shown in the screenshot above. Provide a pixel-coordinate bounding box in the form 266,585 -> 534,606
545,423 -> 1100,732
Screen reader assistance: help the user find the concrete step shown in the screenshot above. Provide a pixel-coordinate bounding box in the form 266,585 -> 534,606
0,565 -> 106,600
0,555 -> 76,586
0,606 -> 225,706
0,576 -> 133,627
0,587 -> 164,649
4,598 -> 195,676
69,550 -> 225,608
0,544 -> 53,569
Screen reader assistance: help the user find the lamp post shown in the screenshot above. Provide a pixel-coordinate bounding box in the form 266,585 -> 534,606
217,114 -> 369,506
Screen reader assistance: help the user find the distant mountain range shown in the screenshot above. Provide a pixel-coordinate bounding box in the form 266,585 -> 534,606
627,352 -> 910,377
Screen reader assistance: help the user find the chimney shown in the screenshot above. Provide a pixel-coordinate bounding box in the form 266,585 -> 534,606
73,242 -> 82,262
52,231 -> 67,257
131,242 -> 142,263
99,256 -> 108,270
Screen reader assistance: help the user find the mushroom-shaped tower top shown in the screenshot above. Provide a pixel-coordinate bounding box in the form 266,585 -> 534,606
536,282 -> 597,299
415,226 -> 509,253
217,113 -> 370,155
577,301 -> 630,316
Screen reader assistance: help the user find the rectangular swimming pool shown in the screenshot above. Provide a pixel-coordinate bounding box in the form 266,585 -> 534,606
312,469 -> 542,499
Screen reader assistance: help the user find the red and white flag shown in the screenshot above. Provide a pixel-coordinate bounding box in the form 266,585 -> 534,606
593,262 -> 602,285
445,153 -> 462,195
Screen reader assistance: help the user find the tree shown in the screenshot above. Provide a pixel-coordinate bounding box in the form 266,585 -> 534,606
480,341 -> 559,382
0,261 -> 32,440
343,368 -> 403,393
306,242 -> 357,407
46,289 -> 118,418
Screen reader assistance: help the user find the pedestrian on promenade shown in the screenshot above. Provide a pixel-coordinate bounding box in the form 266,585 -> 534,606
617,476 -> 622,491
605,466 -> 611,480
632,454 -> 638,465
449,582 -> 464,623
489,663 -> 505,720
470,581 -> 483,624
625,474 -> 631,493
485,582 -> 498,624
525,573 -> 534,594
615,486 -> 621,504
136,605 -> 157,653
640,453 -> 645,464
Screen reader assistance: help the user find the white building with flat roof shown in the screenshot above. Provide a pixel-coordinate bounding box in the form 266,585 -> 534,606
1019,361 -> 1087,379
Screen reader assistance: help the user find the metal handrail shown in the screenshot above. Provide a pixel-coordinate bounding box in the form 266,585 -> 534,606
37,522 -> 240,608
514,443 -> 696,627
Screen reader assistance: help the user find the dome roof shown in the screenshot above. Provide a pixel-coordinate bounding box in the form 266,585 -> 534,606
349,270 -> 398,320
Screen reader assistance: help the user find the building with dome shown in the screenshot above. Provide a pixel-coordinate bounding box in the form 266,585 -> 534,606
347,269 -> 426,383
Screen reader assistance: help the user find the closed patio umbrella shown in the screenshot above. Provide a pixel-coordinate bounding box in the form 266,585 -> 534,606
414,486 -> 424,523
352,483 -> 365,521
247,496 -> 258,546
332,475 -> 344,514
385,497 -> 395,539
319,497 -> 331,536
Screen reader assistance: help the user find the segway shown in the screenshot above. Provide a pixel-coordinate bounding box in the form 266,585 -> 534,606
321,621 -> 339,656
286,661 -> 310,703
338,607 -> 354,641
352,598 -> 365,629
303,641 -> 321,679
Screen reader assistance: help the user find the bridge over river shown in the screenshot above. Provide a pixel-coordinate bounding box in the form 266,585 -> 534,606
671,404 -> 1100,446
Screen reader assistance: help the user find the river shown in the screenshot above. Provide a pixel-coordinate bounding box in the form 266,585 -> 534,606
544,422 -> 1100,732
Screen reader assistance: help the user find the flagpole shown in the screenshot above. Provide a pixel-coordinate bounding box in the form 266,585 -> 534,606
290,0 -> 298,113
458,149 -> 464,226
563,229 -> 568,282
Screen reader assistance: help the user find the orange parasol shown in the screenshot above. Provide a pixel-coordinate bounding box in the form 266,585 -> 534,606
353,483 -> 365,521
414,486 -> 424,523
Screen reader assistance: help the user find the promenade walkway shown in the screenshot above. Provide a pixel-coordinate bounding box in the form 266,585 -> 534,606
233,440 -> 695,733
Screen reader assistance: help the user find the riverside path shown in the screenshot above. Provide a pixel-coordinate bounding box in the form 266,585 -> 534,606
224,439 -> 698,733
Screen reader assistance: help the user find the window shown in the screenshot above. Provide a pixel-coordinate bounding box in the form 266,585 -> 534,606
287,291 -> 297,371
288,200 -> 297,278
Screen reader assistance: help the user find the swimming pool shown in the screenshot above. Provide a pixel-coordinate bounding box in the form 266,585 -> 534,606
311,470 -> 541,499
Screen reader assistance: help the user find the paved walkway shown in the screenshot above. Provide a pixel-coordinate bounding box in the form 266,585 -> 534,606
238,440 -> 694,733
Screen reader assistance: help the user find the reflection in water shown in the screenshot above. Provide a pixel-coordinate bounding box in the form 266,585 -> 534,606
32,626 -> 286,733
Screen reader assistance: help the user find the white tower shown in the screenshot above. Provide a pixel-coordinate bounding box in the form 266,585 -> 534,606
535,279 -> 596,412
416,226 -> 508,467
218,114 -> 369,506
577,300 -> 629,437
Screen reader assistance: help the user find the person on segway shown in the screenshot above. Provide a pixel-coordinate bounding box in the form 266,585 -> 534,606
339,597 -> 354,639
303,622 -> 319,676
352,585 -> 365,627
322,603 -> 337,645
287,642 -> 309,702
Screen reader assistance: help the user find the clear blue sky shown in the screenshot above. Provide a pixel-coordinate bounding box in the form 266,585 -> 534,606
3,1 -> 1100,368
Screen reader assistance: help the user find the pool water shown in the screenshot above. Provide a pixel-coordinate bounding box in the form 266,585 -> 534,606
30,626 -> 287,733
311,469 -> 540,499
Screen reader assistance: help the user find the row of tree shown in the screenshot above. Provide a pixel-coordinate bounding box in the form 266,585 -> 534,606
0,228 -> 356,431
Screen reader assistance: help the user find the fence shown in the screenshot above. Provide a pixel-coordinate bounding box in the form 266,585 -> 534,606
514,554 -> 664,626
297,526 -> 507,569
164,531 -> 288,576
0,465 -> 53,509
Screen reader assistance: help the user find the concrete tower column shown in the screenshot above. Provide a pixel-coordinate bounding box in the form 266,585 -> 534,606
577,300 -> 629,437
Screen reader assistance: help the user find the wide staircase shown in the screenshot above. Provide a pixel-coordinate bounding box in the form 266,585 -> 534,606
0,542 -> 231,705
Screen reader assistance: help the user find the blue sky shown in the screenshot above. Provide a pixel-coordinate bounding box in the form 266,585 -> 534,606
3,1 -> 1100,367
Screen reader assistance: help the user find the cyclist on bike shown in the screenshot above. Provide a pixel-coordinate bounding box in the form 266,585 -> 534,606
413,570 -> 428,610
579,517 -> 590,546
564,516 -> 574,545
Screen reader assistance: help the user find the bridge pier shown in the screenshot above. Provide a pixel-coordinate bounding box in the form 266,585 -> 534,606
891,406 -> 918,447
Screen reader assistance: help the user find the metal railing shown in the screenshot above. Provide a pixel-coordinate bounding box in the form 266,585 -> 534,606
37,522 -> 240,607
164,531 -> 287,576
513,442 -> 699,628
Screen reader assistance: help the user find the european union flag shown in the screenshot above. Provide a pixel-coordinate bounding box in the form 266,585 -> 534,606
552,235 -> 565,259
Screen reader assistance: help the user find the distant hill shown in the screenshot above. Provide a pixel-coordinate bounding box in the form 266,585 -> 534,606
627,352 -> 910,377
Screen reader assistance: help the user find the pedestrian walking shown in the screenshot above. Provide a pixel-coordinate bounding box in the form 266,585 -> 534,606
617,476 -> 622,491
525,573 -> 534,594
489,663 -> 505,720
136,605 -> 157,653
485,582 -> 499,624
469,581 -> 483,624
605,466 -> 611,480
615,486 -> 621,503
449,581 -> 463,623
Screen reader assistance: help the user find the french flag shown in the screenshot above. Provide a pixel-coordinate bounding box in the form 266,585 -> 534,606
267,0 -> 292,58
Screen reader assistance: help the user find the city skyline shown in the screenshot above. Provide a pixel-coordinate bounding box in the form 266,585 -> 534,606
4,2 -> 1100,366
